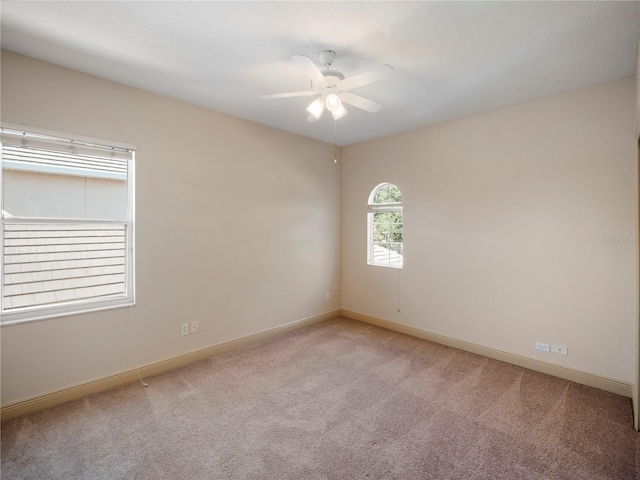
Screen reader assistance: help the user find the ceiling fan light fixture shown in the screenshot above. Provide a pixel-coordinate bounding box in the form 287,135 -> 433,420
261,51 -> 393,125
325,93 -> 341,112
332,104 -> 348,120
306,97 -> 325,119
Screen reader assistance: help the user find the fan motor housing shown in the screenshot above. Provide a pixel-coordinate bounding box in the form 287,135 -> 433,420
322,70 -> 345,86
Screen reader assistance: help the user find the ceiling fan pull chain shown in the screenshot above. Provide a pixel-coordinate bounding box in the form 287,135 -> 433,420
334,118 -> 337,164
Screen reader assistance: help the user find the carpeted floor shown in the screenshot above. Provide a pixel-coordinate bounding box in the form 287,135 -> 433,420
1,318 -> 639,479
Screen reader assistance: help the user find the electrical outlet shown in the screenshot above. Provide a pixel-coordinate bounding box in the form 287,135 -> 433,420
325,291 -> 331,301
180,323 -> 189,336
551,345 -> 568,355
535,342 -> 550,352
191,321 -> 199,334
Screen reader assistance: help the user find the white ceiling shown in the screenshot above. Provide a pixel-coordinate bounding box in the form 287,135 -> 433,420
1,2 -> 638,146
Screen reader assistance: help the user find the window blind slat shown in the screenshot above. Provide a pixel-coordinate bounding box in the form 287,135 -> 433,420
1,128 -> 133,160
3,145 -> 127,180
4,149 -> 127,173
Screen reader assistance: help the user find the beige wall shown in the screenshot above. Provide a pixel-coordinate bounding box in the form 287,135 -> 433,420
0,51 -> 342,406
635,31 -> 640,428
342,77 -> 637,383
4,170 -> 126,219
2,48 -> 636,406
636,35 -> 640,138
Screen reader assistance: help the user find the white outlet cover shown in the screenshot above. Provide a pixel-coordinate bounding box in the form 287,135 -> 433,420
191,321 -> 199,333
551,345 -> 568,355
180,323 -> 189,336
535,342 -> 550,352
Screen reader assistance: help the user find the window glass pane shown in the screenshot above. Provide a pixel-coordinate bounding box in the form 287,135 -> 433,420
372,223 -> 389,243
372,242 -> 390,263
373,185 -> 390,204
389,221 -> 403,243
373,183 -> 402,204
373,212 -> 391,222
387,184 -> 402,203
389,243 -> 403,267
390,243 -> 403,256
2,150 -> 127,220
1,127 -> 134,322
2,223 -> 127,311
390,212 -> 403,223
369,183 -> 403,268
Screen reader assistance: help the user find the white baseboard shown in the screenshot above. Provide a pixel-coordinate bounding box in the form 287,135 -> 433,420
1,310 -> 341,421
341,309 -> 632,398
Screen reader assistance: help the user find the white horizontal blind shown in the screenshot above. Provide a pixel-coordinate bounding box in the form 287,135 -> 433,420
1,125 -> 135,323
1,128 -> 129,180
3,145 -> 127,180
1,128 -> 131,160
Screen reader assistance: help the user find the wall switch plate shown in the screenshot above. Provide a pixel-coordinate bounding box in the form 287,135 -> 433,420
180,323 -> 189,336
535,342 -> 550,352
551,345 -> 568,355
325,291 -> 331,301
191,321 -> 199,334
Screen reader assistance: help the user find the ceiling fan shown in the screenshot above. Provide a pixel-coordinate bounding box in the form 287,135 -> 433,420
259,50 -> 394,122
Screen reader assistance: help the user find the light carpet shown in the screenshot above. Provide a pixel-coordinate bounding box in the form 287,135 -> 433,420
2,318 -> 638,479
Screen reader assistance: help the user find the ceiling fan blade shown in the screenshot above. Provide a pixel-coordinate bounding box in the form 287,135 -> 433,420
291,55 -> 326,86
258,91 -> 316,99
340,92 -> 383,113
340,64 -> 395,91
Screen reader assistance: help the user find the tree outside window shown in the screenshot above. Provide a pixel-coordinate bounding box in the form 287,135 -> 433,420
368,183 -> 403,268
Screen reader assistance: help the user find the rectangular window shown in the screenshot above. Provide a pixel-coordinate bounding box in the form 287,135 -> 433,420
371,211 -> 403,267
1,124 -> 135,324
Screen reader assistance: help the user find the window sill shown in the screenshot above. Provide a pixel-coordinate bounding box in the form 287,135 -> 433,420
367,262 -> 403,269
1,298 -> 135,326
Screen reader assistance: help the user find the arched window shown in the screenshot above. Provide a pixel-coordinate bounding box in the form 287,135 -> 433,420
368,183 -> 403,268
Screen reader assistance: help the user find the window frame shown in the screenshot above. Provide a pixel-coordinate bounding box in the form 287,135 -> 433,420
0,123 -> 136,325
367,182 -> 403,269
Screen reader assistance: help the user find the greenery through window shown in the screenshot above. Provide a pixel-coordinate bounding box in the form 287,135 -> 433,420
368,183 -> 403,268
